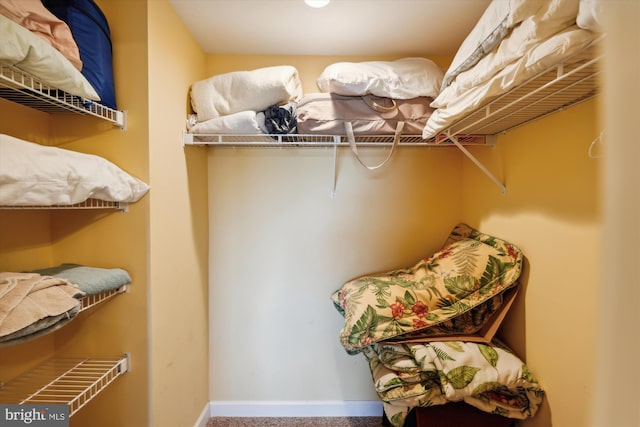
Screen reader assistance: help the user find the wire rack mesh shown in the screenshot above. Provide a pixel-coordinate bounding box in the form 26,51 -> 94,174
0,356 -> 129,417
0,64 -> 125,127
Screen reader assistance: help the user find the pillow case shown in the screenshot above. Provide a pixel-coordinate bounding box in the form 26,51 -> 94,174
331,223 -> 523,354
0,134 -> 149,206
0,0 -> 82,70
0,15 -> 99,100
316,57 -> 444,100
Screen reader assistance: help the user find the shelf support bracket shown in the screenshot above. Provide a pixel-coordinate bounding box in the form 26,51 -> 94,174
445,130 -> 506,195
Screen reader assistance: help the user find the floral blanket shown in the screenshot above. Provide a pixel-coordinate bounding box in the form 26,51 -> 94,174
364,340 -> 544,427
332,223 -> 523,354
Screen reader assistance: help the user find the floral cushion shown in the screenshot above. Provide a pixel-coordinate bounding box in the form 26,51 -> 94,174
331,224 -> 523,354
364,340 -> 544,426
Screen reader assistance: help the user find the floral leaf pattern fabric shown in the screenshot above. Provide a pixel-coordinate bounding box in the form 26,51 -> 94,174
364,340 -> 544,427
331,223 -> 523,354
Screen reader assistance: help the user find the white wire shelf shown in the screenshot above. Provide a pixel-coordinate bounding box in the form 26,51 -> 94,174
0,355 -> 129,417
437,45 -> 601,138
183,132 -> 490,147
434,42 -> 601,195
80,285 -> 128,312
0,64 -> 126,129
0,198 -> 128,211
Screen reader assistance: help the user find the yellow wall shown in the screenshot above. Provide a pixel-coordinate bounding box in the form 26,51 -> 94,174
4,1 -> 636,425
1,2 -> 152,421
148,1 -> 210,426
461,99 -> 601,427
204,54 -> 464,402
57,2 -> 151,426
0,1 -> 152,426
2,1 -> 210,426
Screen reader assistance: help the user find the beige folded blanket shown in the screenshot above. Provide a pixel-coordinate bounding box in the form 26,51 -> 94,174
190,65 -> 302,122
0,272 -> 84,338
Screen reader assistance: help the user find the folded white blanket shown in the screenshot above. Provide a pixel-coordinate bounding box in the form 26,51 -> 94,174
433,0 -> 581,109
190,65 -> 302,122
423,26 -> 596,138
187,111 -> 266,134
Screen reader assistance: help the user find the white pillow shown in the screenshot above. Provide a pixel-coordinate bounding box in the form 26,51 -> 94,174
0,14 -> 99,101
316,57 -> 444,99
0,134 -> 149,206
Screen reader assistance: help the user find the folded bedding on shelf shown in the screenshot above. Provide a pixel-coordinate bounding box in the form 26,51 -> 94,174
422,0 -> 598,139
297,94 -> 434,136
439,0 -> 543,91
0,14 -> 99,100
29,263 -> 131,295
365,340 -> 544,427
331,223 -> 523,354
439,0 -> 578,95
0,134 -> 149,206
0,0 -> 82,70
190,65 -> 303,122
43,0 -> 119,110
422,25 -> 597,138
0,272 -> 84,345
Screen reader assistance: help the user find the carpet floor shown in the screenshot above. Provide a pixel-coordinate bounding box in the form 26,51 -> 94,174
206,417 -> 387,427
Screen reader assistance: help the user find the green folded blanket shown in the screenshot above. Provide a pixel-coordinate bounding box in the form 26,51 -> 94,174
30,263 -> 131,295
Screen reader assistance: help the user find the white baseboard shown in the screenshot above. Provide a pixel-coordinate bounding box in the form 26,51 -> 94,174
194,402 -> 212,427
208,400 -> 383,418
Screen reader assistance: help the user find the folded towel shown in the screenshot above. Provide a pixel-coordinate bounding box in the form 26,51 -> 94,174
0,272 -> 84,338
29,263 -> 131,295
0,306 -> 80,346
190,65 -> 303,122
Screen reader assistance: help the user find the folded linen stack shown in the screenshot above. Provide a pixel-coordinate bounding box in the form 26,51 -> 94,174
0,272 -> 84,346
188,65 -> 302,135
0,264 -> 133,346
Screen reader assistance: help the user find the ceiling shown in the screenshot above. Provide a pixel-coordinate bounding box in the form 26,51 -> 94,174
168,0 -> 491,57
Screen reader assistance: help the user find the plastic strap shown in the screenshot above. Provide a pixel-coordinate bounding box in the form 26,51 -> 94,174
345,121 -> 404,170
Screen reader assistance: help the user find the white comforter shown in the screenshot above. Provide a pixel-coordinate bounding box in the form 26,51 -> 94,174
423,0 -> 599,139
190,65 -> 302,122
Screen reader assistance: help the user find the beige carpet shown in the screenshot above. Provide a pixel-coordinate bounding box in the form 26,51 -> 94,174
206,417 -> 387,427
